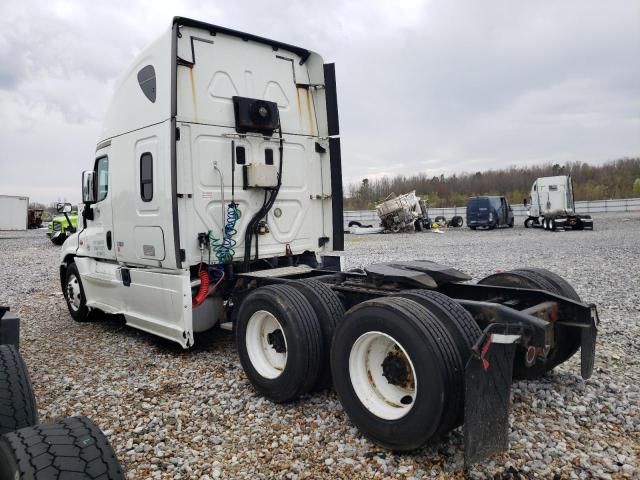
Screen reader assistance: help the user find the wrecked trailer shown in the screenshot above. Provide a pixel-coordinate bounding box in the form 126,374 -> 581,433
376,191 -> 428,232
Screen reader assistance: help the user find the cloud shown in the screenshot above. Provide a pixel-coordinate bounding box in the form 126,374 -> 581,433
0,0 -> 638,203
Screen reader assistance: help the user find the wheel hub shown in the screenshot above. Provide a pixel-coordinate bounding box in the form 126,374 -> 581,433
267,329 -> 286,353
66,275 -> 81,311
348,331 -> 418,420
381,349 -> 414,388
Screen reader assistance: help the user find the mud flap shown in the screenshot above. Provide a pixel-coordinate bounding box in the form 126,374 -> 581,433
464,332 -> 518,467
580,306 -> 599,379
0,307 -> 20,347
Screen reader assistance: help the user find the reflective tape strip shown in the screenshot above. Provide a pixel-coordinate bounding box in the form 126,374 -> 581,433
491,334 -> 520,344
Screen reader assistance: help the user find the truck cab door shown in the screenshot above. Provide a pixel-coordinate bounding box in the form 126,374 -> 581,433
80,155 -> 115,260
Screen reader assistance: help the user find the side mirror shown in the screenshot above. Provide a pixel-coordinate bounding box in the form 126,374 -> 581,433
56,202 -> 73,214
82,171 -> 96,203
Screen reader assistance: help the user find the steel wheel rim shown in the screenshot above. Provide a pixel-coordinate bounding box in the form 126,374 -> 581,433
245,310 -> 288,379
66,274 -> 82,311
349,331 -> 417,420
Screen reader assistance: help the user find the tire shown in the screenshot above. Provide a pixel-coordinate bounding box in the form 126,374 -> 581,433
550,219 -> 556,231
470,226 -> 477,230
524,218 -> 533,228
414,219 -> 424,232
290,280 -> 345,390
50,234 -> 66,246
348,221 -> 362,228
330,297 -> 460,450
64,262 -> 90,322
395,290 -> 482,361
478,268 -> 582,379
0,345 -> 38,435
394,290 -> 481,430
434,215 -> 446,224
0,416 -> 124,479
236,284 -> 323,402
450,216 -> 464,228
508,218 -> 514,228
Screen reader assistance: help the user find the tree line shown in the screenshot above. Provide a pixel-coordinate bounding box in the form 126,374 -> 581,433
345,157 -> 640,210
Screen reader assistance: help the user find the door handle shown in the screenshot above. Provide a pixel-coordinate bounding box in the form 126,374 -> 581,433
106,231 -> 112,250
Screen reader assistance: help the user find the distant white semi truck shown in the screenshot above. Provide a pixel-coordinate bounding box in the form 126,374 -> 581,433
524,175 -> 593,231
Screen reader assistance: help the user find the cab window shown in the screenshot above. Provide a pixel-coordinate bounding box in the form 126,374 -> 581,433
96,156 -> 109,202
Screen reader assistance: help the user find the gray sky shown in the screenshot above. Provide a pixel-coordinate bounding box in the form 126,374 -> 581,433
1,0 -> 638,204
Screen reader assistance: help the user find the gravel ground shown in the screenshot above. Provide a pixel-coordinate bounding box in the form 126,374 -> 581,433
1,213 -> 639,479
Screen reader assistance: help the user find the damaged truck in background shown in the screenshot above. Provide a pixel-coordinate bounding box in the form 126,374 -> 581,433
56,17 -> 599,466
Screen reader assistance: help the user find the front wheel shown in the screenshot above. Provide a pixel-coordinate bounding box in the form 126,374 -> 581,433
64,263 -> 90,322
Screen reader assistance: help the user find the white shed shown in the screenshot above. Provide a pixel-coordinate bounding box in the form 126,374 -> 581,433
0,195 -> 29,230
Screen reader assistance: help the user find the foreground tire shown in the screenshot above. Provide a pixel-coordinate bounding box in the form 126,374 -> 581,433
236,284 -> 323,402
0,416 -> 124,479
64,263 -> 90,322
331,297 -> 460,450
524,218 -> 533,228
0,345 -> 38,435
414,219 -> 424,232
478,268 -> 582,379
290,280 -> 345,390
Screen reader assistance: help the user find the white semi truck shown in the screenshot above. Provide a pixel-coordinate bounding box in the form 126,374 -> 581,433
58,17 -> 599,465
524,175 -> 593,231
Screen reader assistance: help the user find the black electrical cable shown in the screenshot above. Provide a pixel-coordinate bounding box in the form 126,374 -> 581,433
255,190 -> 267,261
243,126 -> 284,271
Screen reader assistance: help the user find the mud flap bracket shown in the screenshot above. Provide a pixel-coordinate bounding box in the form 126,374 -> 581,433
464,325 -> 519,467
580,305 -> 599,379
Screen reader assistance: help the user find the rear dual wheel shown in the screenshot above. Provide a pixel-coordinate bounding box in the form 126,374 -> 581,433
331,295 -> 477,450
236,282 -> 344,402
478,268 -> 582,379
